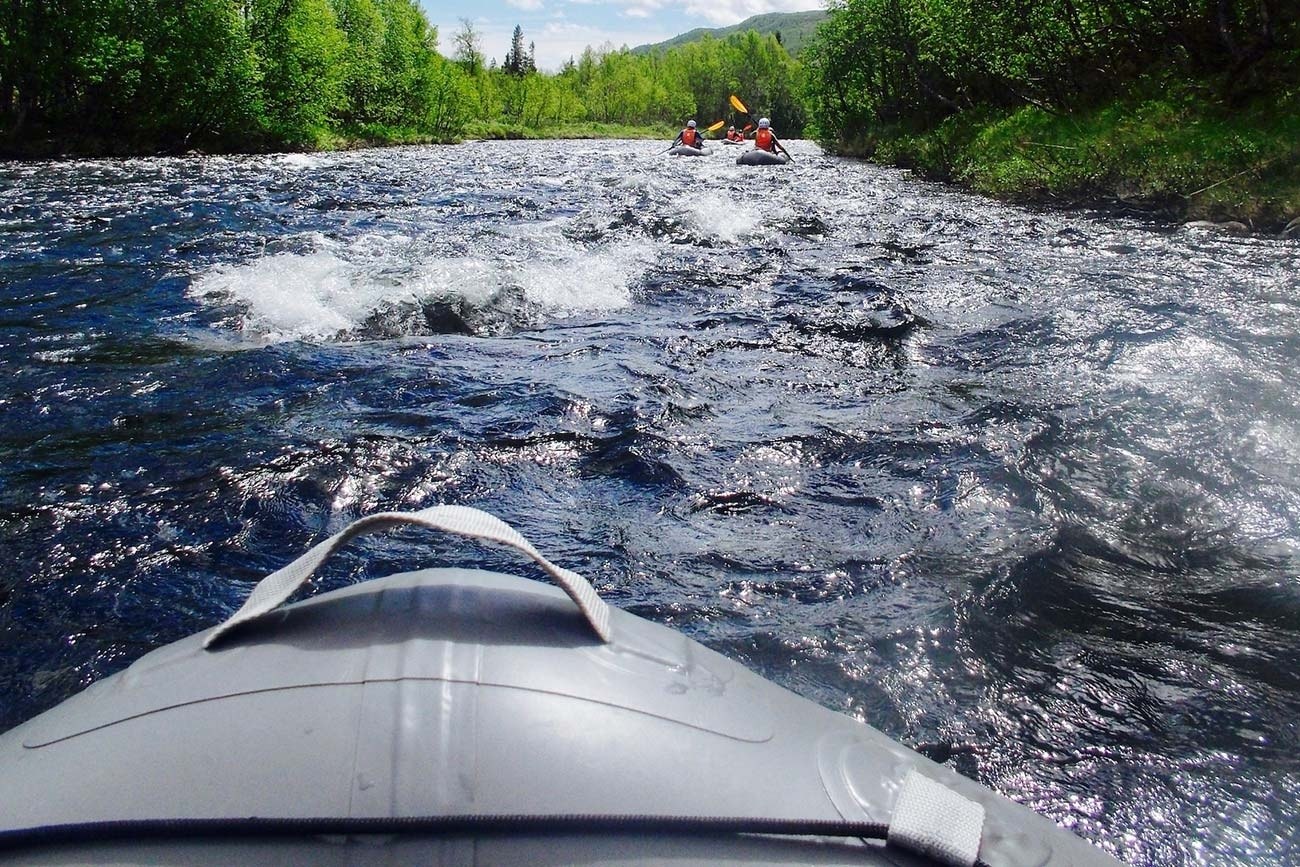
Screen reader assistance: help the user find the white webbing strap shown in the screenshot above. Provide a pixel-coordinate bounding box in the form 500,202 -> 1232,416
203,505 -> 611,649
887,769 -> 985,867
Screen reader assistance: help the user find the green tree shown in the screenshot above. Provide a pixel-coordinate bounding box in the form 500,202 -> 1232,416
452,17 -> 483,75
331,0 -> 385,125
802,0 -> 1298,150
250,0 -> 347,144
425,53 -> 473,138
371,0 -> 438,126
504,24 -> 526,76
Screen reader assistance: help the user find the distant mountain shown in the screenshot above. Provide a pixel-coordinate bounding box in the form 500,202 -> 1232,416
632,10 -> 827,57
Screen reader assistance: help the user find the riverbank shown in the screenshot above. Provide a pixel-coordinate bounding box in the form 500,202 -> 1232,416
0,126 -> 446,161
828,83 -> 1300,236
310,122 -> 674,149
462,121 -> 675,141
0,122 -> 680,161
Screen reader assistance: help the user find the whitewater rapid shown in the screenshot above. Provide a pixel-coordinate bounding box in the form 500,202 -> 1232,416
2,140 -> 1299,865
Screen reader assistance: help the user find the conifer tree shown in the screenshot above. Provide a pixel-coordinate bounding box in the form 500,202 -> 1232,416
504,25 -> 525,76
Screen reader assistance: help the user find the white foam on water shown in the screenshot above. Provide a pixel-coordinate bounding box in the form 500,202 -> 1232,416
500,222 -> 652,313
684,191 -> 783,243
1107,333 -> 1242,392
188,225 -> 651,342
277,153 -> 325,169
518,251 -> 637,312
408,257 -> 504,307
189,248 -> 371,342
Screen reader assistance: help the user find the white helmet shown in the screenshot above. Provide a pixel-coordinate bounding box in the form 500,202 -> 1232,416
758,117 -> 770,129
687,120 -> 696,128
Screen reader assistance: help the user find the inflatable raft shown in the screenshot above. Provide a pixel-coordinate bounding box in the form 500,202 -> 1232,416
738,148 -> 790,166
669,145 -> 713,157
0,506 -> 1122,865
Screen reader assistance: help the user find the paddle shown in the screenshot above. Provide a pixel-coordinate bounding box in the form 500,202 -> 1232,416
729,95 -> 756,142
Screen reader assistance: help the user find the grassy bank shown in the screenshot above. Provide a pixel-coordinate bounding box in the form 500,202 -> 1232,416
337,121 -> 676,146
833,83 -> 1300,233
0,122 -> 681,160
0,124 -> 453,160
461,121 -> 677,141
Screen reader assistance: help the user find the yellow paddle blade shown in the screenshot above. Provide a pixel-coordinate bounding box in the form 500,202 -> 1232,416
706,120 -> 726,132
729,94 -> 749,114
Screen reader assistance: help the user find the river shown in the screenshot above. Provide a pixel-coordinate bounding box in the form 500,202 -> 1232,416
1,139 -> 1298,864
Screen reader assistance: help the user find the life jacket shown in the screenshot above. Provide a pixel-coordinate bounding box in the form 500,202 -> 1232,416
681,128 -> 699,147
728,130 -> 743,141
755,128 -> 775,151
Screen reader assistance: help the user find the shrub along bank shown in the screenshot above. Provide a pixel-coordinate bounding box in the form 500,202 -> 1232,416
802,0 -> 1300,232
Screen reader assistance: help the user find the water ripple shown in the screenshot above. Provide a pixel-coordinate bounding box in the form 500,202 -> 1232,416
2,140 -> 1299,864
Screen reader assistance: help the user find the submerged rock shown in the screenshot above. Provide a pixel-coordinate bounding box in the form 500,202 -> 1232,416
1184,219 -> 1250,235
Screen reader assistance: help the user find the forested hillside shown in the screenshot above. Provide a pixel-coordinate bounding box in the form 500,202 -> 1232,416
633,10 -> 827,57
802,0 -> 1300,227
0,2 -> 804,157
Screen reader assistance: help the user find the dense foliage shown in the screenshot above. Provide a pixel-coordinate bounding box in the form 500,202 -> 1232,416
0,5 -> 805,156
472,30 -> 806,134
800,0 -> 1300,226
802,0 -> 1299,144
0,0 -> 468,153
399,26 -> 807,141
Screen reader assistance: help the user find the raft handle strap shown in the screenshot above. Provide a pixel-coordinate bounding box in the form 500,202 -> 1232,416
204,505 -> 611,649
886,769 -> 985,867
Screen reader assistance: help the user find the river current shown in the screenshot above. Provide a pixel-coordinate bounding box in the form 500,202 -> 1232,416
2,140 -> 1298,863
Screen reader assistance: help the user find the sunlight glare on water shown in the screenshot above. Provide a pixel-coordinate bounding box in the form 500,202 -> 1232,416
2,139 -> 1299,865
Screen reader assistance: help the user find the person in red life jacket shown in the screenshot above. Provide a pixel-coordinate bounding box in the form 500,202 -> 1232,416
672,120 -> 703,149
752,117 -> 790,159
726,125 -> 744,142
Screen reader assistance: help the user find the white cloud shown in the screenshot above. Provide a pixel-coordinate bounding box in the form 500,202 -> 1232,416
534,20 -> 673,66
506,0 -> 545,9
564,0 -> 822,27
680,0 -> 823,26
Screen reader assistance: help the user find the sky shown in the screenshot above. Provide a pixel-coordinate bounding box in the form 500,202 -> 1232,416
424,0 -> 825,72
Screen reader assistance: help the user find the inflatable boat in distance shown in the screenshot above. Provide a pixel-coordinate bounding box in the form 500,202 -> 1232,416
0,506 -> 1123,866
668,145 -> 713,157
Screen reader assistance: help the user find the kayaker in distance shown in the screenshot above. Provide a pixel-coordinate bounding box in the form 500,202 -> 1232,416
753,118 -> 791,160
672,120 -> 702,149
726,125 -> 744,142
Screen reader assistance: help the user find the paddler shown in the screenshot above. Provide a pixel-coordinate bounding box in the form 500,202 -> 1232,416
726,125 -> 744,142
752,118 -> 791,159
672,120 -> 702,149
